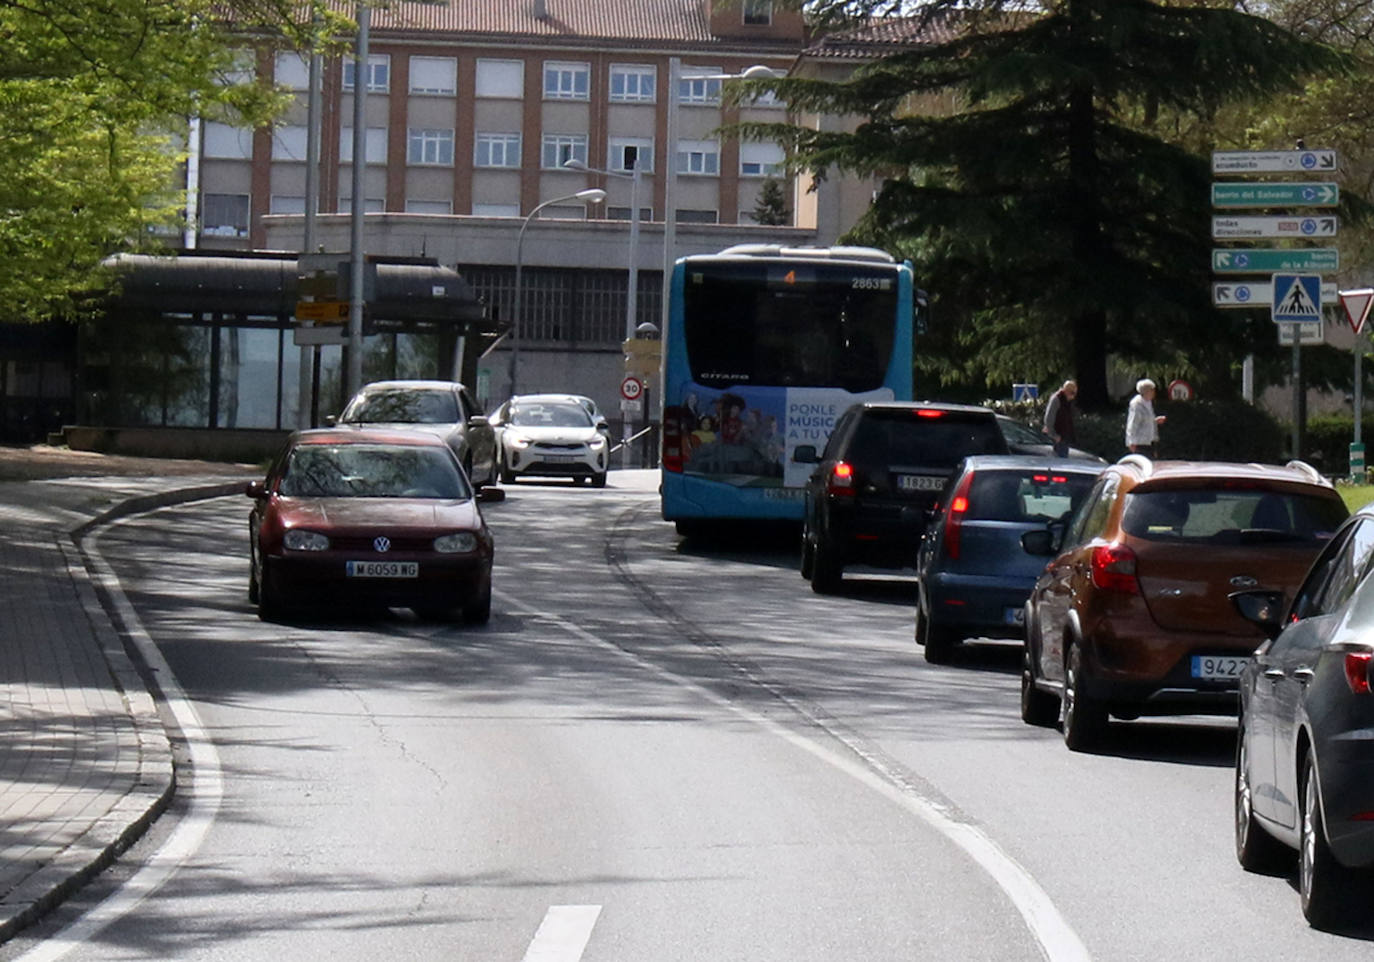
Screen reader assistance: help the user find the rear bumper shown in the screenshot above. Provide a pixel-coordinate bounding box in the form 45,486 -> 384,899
826,499 -> 928,568
925,572 -> 1035,637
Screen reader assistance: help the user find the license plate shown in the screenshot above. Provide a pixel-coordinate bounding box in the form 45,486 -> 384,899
1004,607 -> 1024,626
1191,655 -> 1247,680
763,487 -> 803,501
897,474 -> 945,492
542,454 -> 578,463
346,561 -> 418,578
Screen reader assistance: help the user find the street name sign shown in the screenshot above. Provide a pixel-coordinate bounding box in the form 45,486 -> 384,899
1211,215 -> 1337,239
1213,280 -> 1337,308
1277,320 -> 1324,346
1211,182 -> 1339,208
1211,149 -> 1337,174
1272,273 -> 1323,323
1212,248 -> 1339,273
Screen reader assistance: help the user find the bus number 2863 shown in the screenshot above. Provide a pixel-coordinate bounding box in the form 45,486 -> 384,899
851,277 -> 891,290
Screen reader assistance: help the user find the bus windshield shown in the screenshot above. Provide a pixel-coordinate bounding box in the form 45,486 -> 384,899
682,262 -> 898,393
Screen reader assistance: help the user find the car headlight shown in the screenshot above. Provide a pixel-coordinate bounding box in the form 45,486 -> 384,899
434,532 -> 478,553
283,529 -> 330,551
507,434 -> 532,449
589,435 -> 607,449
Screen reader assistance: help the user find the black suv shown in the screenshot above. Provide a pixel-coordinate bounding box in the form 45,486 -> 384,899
795,401 -> 1008,593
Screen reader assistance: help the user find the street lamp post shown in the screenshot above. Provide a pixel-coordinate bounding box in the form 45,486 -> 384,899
508,188 -> 606,397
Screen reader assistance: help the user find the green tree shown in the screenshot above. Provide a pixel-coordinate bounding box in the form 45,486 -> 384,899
739,0 -> 1355,407
0,0 -> 344,324
752,176 -> 792,225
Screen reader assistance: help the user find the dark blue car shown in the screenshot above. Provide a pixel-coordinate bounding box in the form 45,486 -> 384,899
915,455 -> 1104,663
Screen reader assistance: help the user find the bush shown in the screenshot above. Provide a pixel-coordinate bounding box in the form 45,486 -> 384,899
1303,415 -> 1374,475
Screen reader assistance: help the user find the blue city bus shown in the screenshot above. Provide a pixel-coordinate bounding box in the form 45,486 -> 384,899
660,244 -> 922,533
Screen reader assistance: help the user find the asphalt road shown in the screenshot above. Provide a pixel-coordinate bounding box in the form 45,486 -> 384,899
8,474 -> 1374,961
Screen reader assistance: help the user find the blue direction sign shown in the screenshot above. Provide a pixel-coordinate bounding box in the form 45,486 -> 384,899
1272,273 -> 1323,323
1211,149 -> 1338,174
1212,248 -> 1339,273
1211,182 -> 1339,208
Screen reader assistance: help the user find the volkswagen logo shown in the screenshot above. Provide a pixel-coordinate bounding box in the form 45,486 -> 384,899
373,536 -> 391,553
1230,575 -> 1258,588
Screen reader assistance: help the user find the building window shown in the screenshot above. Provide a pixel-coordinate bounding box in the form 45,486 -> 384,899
609,64 -> 655,103
676,209 -> 718,224
336,196 -> 385,213
343,54 -> 391,93
677,139 -> 719,176
472,203 -> 519,217
679,67 -> 722,106
406,199 -> 453,214
475,59 -> 524,98
409,56 -> 457,95
270,195 -> 306,214
408,128 -> 455,166
541,205 -> 590,220
475,132 -> 521,168
743,0 -> 773,24
274,52 -> 309,91
541,134 -> 588,170
272,125 -> 308,161
340,127 -> 389,164
202,122 -> 253,160
740,142 -> 785,177
544,61 -> 590,101
609,138 -> 653,173
201,193 -> 250,237
608,206 -> 654,222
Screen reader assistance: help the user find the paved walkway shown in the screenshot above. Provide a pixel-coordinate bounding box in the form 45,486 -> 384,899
0,465 -> 253,942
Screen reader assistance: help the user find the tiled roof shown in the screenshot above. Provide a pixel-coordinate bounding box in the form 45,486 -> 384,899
802,12 -> 965,60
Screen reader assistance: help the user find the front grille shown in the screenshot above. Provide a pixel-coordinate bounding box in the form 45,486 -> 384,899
533,442 -> 583,451
329,536 -> 434,553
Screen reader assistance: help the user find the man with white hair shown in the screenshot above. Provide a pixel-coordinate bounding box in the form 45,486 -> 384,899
1125,378 -> 1166,456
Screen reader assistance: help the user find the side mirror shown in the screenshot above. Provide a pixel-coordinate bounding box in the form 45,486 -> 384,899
792,445 -> 819,464
1230,589 -> 1287,640
1020,529 -> 1056,556
245,479 -> 268,500
323,414 -> 338,427
477,486 -> 506,504
468,415 -> 490,429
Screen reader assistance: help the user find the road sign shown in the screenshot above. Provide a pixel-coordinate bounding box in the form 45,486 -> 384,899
1211,215 -> 1337,239
1339,288 -> 1374,335
294,300 -> 349,323
620,375 -> 644,402
1211,182 -> 1339,208
1277,320 -> 1323,346
1211,149 -> 1337,174
1213,280 -> 1336,308
1212,248 -> 1339,273
1272,273 -> 1323,323
1168,379 -> 1194,401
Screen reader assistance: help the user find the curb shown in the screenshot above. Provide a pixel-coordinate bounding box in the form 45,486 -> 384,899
0,479 -> 249,943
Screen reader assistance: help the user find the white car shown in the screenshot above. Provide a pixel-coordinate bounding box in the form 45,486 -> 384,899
490,396 -> 610,487
517,392 -> 611,437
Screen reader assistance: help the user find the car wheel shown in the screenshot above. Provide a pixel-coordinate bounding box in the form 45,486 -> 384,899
591,471 -> 607,488
248,528 -> 260,605
1020,641 -> 1058,727
1235,723 -> 1288,873
462,580 -> 492,626
499,453 -> 517,485
809,531 -> 842,594
1300,752 -> 1354,928
256,557 -> 283,622
1061,639 -> 1107,751
920,600 -> 960,664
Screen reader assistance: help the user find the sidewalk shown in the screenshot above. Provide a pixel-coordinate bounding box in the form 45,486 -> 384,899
0,447 -> 257,942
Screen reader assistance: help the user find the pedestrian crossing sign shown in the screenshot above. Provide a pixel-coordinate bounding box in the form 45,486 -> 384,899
1272,273 -> 1323,323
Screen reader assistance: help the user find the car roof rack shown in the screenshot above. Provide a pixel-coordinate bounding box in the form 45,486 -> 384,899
1283,459 -> 1329,485
1116,453 -> 1153,477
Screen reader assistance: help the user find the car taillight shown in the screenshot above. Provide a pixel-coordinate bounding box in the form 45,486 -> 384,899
1090,542 -> 1139,594
662,416 -> 683,473
915,409 -> 944,418
1344,651 -> 1374,695
943,471 -> 975,560
827,461 -> 856,497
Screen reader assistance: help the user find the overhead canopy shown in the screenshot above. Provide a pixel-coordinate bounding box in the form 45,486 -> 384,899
103,251 -> 487,329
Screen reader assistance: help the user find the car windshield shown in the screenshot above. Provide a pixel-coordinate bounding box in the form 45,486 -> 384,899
1121,487 -> 1347,544
342,389 -> 458,425
509,402 -> 593,428
278,444 -> 471,499
850,411 -> 1004,471
998,418 -> 1047,446
965,470 -> 1099,523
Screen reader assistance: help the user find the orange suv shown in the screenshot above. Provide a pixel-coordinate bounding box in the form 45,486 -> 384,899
1019,455 -> 1348,750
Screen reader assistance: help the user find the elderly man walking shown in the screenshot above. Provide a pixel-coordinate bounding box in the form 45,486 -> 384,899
1043,379 -> 1077,457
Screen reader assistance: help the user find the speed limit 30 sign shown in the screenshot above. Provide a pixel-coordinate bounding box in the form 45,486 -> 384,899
620,375 -> 644,401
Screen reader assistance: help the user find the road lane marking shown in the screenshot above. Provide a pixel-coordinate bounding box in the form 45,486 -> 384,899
497,590 -> 1092,962
521,904 -> 602,961
17,521 -> 224,962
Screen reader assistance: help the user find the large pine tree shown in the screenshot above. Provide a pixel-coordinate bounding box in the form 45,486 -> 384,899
740,0 -> 1353,406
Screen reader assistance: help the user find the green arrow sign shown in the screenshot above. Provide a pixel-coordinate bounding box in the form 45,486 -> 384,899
1212,248 -> 1339,273
1211,182 -> 1339,208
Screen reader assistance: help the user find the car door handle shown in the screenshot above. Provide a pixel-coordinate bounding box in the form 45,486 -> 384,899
1262,667 -> 1285,683
1293,667 -> 1316,685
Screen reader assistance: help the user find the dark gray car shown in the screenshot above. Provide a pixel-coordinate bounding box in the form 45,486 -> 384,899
1232,504 -> 1374,929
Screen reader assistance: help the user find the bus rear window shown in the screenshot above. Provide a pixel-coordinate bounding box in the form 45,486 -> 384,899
683,264 -> 897,391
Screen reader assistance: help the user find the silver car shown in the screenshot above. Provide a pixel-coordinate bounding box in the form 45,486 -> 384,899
336,380 -> 498,488
489,395 -> 610,487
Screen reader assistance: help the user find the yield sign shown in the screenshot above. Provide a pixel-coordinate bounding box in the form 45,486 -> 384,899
1339,288 -> 1374,335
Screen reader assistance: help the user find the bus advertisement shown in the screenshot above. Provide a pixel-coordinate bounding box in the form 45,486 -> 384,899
660,244 -> 920,531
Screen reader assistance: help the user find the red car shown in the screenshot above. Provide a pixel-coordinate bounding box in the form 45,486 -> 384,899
247,428 -> 495,623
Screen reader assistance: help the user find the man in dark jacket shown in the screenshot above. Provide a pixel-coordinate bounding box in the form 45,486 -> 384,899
1043,380 -> 1077,457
